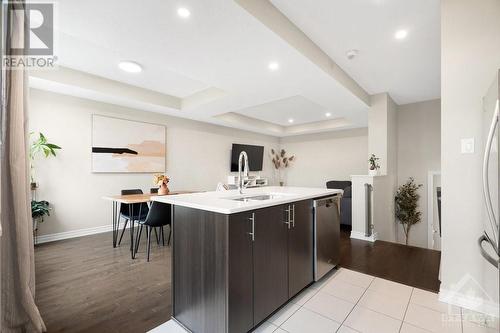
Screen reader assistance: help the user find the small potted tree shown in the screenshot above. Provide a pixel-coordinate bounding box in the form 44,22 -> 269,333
368,154 -> 380,176
395,177 -> 423,245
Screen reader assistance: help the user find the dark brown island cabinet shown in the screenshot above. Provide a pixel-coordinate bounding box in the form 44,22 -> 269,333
172,199 -> 315,333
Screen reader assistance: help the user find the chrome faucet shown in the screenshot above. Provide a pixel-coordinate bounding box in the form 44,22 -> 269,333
238,151 -> 249,194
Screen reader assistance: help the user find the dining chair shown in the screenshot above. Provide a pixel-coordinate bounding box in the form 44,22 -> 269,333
118,189 -> 149,246
134,201 -> 172,261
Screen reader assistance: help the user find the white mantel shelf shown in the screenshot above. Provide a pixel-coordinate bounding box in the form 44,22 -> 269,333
152,186 -> 342,214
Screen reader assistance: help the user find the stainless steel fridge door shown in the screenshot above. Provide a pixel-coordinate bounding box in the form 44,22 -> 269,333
314,195 -> 341,281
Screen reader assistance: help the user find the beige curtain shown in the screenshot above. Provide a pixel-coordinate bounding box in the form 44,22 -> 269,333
1,1 -> 46,332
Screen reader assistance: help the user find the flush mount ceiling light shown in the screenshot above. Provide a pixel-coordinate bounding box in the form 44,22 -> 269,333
118,61 -> 142,73
394,29 -> 408,40
177,7 -> 191,18
288,118 -> 294,123
325,112 -> 332,117
346,49 -> 359,60
268,62 -> 279,71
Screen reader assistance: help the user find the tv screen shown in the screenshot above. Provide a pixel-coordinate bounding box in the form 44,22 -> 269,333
231,144 -> 264,172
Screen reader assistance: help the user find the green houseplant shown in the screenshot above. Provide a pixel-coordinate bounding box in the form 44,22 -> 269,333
31,200 -> 50,229
29,132 -> 61,188
395,177 -> 423,245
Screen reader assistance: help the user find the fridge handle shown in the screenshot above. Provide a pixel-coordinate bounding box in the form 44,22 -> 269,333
482,100 -> 499,249
478,234 -> 499,268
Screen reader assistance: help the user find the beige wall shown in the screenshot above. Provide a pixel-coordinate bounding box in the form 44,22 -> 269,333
279,129 -> 368,187
441,0 -> 499,313
396,99 -> 441,248
30,89 -> 279,236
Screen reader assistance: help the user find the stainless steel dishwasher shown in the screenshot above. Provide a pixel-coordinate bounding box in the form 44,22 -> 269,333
313,195 -> 341,281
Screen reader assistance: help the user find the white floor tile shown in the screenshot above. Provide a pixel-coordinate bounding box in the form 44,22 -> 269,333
268,302 -> 301,326
274,329 -> 288,333
411,288 -> 459,314
344,305 -> 401,333
367,277 -> 413,300
321,278 -> 367,303
462,319 -> 499,333
147,320 -> 188,333
461,308 -> 500,330
400,322 -> 433,333
253,321 -> 278,333
337,325 -> 360,333
358,289 -> 410,320
333,269 -> 374,289
404,303 -> 462,333
303,291 -> 355,323
290,287 -> 319,305
281,307 -> 341,333
311,269 -> 341,290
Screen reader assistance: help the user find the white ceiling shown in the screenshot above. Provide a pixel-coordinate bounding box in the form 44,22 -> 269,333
271,0 -> 441,105
31,0 -> 440,136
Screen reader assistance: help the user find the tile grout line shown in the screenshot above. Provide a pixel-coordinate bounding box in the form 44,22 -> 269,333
334,275 -> 376,332
398,287 -> 414,333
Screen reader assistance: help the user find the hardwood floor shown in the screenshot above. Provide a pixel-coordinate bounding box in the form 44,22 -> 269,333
339,226 -> 441,292
35,230 -> 172,333
35,226 -> 440,333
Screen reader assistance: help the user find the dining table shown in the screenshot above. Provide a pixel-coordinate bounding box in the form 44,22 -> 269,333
102,191 -> 193,259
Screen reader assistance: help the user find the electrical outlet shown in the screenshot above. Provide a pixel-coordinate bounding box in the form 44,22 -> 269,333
461,138 -> 475,154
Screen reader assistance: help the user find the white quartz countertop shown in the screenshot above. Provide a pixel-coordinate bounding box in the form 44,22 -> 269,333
152,186 -> 342,214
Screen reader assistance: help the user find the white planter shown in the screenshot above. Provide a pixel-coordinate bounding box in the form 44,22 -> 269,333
368,169 -> 379,176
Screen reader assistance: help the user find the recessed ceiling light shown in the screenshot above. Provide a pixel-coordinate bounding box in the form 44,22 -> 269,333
325,112 -> 332,117
288,118 -> 294,123
394,29 -> 408,40
268,62 -> 279,71
177,7 -> 191,18
118,61 -> 142,73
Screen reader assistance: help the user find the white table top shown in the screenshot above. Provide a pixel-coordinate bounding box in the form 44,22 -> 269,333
152,186 -> 342,214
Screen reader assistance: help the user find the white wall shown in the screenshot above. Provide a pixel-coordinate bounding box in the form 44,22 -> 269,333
279,129 -> 368,187
441,0 -> 499,315
29,89 -> 279,236
396,99 -> 441,248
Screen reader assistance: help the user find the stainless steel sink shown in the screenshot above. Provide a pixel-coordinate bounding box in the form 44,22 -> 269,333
226,193 -> 290,202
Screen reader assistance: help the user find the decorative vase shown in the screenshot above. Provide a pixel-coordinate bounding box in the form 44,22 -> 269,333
369,168 -> 379,176
158,184 -> 170,195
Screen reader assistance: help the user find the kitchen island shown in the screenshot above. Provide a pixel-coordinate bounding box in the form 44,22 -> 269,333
153,186 -> 342,333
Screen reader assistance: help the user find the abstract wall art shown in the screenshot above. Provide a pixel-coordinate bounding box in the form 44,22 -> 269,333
91,115 -> 166,173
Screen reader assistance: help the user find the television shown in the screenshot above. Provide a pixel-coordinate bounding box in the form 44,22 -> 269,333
231,144 -> 264,172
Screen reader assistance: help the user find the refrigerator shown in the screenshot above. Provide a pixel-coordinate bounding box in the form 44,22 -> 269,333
479,69 -> 500,271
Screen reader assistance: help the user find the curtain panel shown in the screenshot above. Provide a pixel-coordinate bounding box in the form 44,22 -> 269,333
1,1 -> 46,332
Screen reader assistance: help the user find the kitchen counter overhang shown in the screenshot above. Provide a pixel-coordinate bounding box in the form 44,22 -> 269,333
152,186 -> 342,214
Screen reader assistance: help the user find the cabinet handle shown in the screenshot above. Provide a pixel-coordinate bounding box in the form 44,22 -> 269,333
292,204 -> 295,228
284,205 -> 291,229
248,213 -> 255,242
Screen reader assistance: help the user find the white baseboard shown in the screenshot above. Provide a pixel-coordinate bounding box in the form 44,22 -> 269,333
36,222 -> 128,244
439,288 -> 500,318
350,231 -> 378,242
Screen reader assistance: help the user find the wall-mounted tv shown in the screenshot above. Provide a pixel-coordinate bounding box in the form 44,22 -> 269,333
230,144 -> 264,172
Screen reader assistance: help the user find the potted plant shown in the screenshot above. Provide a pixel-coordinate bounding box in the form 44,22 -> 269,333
154,174 -> 170,195
31,200 -> 50,237
395,177 -> 423,245
270,149 -> 295,186
29,132 -> 61,189
368,154 -> 380,176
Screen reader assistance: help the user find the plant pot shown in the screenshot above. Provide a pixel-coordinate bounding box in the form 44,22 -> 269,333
279,181 -> 285,186
31,182 -> 38,191
368,169 -> 379,176
158,184 -> 170,195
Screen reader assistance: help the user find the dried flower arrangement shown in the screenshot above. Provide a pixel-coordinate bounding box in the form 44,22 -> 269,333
271,149 -> 295,169
154,174 -> 170,195
270,149 -> 295,186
